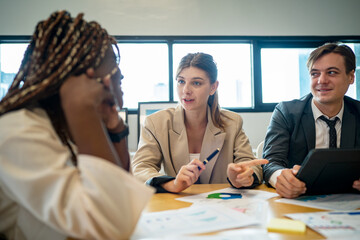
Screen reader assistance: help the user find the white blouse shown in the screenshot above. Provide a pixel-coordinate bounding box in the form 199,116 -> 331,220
189,153 -> 200,163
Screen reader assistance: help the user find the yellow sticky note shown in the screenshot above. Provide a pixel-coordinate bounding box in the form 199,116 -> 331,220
267,218 -> 306,234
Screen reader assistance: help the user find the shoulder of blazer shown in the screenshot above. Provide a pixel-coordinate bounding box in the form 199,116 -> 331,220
145,105 -> 185,134
219,108 -> 241,120
344,96 -> 360,115
144,107 -> 177,130
275,93 -> 313,117
146,107 -> 176,122
218,108 -> 243,132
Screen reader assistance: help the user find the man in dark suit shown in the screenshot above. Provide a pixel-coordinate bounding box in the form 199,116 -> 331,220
262,42 -> 360,198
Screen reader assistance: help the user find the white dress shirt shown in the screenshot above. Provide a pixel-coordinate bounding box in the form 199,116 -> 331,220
0,108 -> 154,240
312,100 -> 343,149
269,99 -> 344,188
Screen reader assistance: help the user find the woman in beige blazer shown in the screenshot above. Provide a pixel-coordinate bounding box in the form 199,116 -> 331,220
132,53 -> 268,193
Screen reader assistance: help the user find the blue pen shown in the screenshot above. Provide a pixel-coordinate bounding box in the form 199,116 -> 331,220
329,211 -> 360,215
198,148 -> 220,170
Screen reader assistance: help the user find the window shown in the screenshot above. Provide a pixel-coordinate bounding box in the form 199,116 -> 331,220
117,43 -> 169,108
259,43 -> 360,104
346,43 -> 360,100
261,48 -> 314,103
1,38 -> 360,112
0,43 -> 28,99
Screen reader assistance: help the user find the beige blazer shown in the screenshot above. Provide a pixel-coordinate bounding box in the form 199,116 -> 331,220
132,105 -> 263,184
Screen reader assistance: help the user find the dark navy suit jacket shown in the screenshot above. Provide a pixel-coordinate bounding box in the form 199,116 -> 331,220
263,93 -> 360,184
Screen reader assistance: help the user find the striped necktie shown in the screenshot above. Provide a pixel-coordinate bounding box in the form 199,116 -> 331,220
319,115 -> 339,148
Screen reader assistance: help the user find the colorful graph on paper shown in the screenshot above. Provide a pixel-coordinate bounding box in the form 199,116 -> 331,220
131,205 -> 260,238
176,187 -> 278,204
207,192 -> 243,200
286,210 -> 360,238
276,194 -> 360,210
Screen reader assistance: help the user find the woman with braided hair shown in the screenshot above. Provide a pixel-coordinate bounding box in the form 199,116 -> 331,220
0,11 -> 153,240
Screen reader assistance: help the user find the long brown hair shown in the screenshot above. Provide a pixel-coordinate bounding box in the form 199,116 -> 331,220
0,10 -> 120,164
176,52 -> 226,130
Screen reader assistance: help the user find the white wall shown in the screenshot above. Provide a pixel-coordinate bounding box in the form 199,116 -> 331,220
1,0 -> 358,152
240,112 -> 272,151
1,0 -> 360,36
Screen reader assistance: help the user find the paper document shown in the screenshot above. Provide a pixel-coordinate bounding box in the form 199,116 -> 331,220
131,204 -> 259,239
276,194 -> 360,210
191,198 -> 268,227
286,210 -> 360,239
176,187 -> 278,204
132,229 -> 270,240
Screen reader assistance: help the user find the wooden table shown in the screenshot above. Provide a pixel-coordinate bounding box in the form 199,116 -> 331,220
145,183 -> 327,239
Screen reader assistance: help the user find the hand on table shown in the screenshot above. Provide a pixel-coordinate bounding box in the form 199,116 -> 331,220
275,165 -> 306,198
227,159 -> 268,188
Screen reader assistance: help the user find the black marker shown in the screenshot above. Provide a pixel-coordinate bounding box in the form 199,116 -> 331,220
198,148 -> 220,170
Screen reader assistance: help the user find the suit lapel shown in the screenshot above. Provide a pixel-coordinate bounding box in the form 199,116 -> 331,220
169,105 -> 189,173
301,99 -> 316,151
340,103 -> 356,148
199,107 -> 226,184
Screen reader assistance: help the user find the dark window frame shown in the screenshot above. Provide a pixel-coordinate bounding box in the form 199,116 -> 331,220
2,35 -> 360,114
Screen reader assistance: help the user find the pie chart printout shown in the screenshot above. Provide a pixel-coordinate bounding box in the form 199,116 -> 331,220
207,192 -> 243,200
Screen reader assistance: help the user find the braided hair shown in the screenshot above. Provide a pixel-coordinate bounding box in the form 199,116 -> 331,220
0,10 -> 120,164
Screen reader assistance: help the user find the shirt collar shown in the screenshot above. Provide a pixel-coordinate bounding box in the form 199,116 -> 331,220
311,99 -> 344,122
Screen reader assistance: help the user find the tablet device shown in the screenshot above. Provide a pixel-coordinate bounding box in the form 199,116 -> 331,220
296,148 -> 360,195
